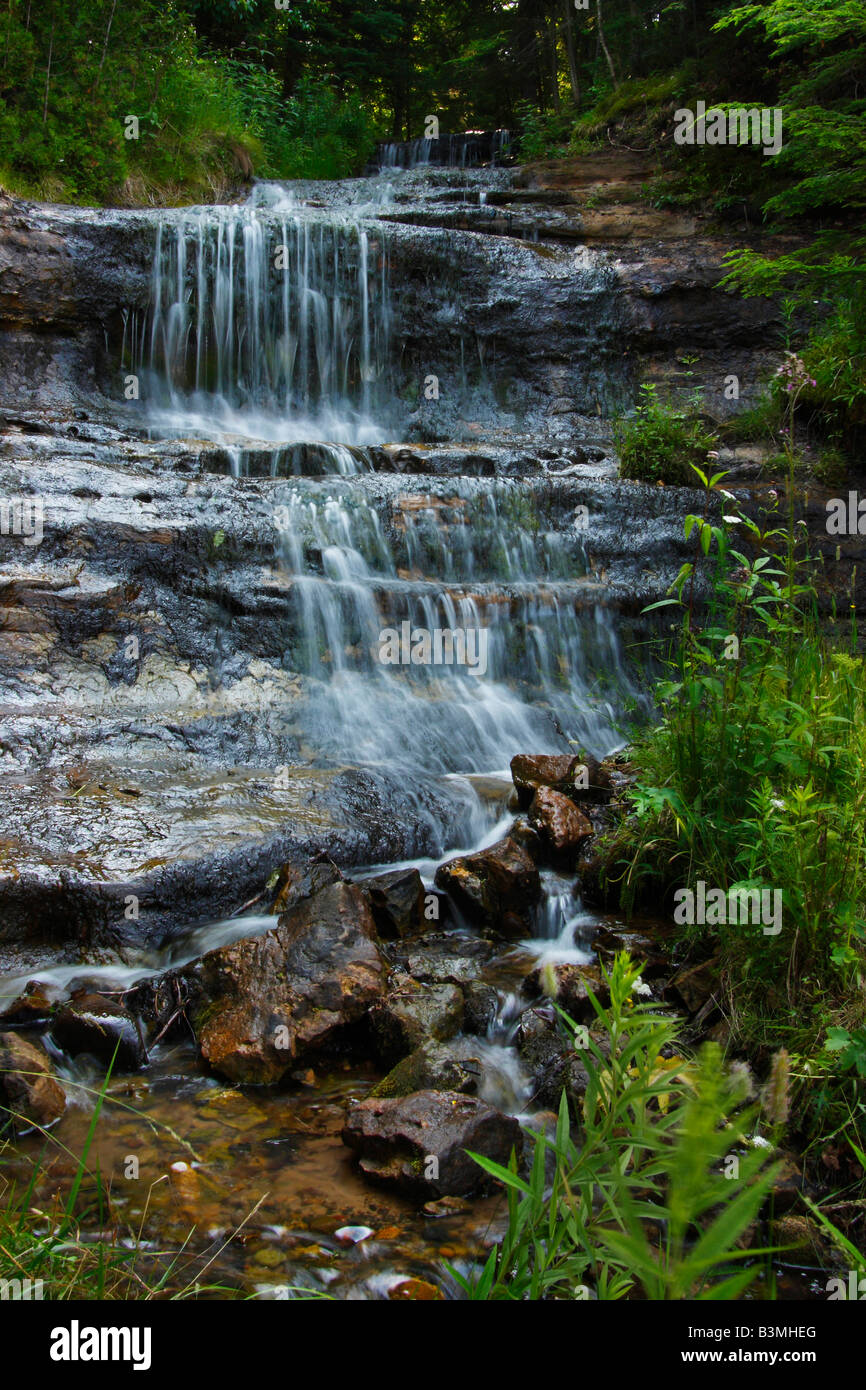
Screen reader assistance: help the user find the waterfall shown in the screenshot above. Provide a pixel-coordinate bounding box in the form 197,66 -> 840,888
273,478 -> 637,771
130,176 -> 642,779
135,204 -> 394,447
375,130 -> 511,171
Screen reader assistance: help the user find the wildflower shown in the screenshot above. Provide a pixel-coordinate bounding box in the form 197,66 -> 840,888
761,1048 -> 790,1127
728,1059 -> 756,1101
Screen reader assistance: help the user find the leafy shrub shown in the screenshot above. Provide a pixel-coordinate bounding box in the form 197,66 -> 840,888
514,101 -> 575,162
613,453 -> 866,1149
453,953 -> 780,1301
271,77 -> 374,181
719,394 -> 784,446
616,384 -> 716,485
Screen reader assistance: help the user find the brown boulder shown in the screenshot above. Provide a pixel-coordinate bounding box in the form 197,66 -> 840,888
192,881 -> 386,1083
370,1039 -> 482,1099
342,1090 -> 523,1196
361,867 -> 428,940
516,1006 -> 611,1113
671,957 -> 720,1013
526,962 -> 610,1023
371,978 -> 464,1063
510,753 -> 612,809
0,980 -> 62,1028
270,855 -> 342,915
528,787 -> 593,859
0,1032 -> 66,1132
434,835 -> 541,934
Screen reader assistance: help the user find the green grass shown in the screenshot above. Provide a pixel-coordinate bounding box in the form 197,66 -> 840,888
604,438 -> 866,1163
455,953 -> 783,1300
0,1054 -> 252,1300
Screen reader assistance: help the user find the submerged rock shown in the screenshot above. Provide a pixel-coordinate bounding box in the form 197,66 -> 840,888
434,835 -> 541,935
360,867 -> 429,940
51,993 -> 147,1070
0,1031 -> 66,1131
371,978 -> 464,1064
528,786 -> 593,859
341,1090 -> 522,1197
388,1278 -> 444,1301
190,881 -> 386,1084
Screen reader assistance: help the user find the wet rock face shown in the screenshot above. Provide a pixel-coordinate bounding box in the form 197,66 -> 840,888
0,1031 -> 66,1131
0,979 -> 61,1028
516,1006 -> 611,1114
434,835 -> 541,935
511,752 -> 612,808
371,1039 -> 482,1099
370,978 -> 464,1064
271,856 -> 343,916
359,867 -> 429,940
341,1090 -> 523,1197
0,197 -> 153,412
528,787 -> 593,860
51,993 -> 147,1070
190,881 -> 386,1084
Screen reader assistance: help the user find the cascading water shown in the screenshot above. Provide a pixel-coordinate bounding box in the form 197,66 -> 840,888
125,176 -> 640,782
273,478 -> 636,771
123,187 -> 636,811
125,199 -> 395,449
375,129 -> 511,171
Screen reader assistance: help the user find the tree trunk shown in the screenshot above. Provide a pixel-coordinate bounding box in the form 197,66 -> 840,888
515,0 -> 541,105
42,23 -> 53,124
93,0 -> 118,95
281,37 -> 303,99
562,0 -> 581,103
546,13 -> 561,111
596,0 -> 619,89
